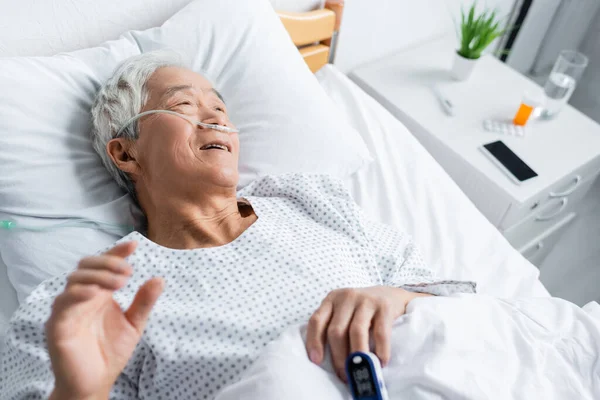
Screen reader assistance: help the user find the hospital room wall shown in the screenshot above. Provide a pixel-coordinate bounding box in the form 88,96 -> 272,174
335,0 -> 516,73
571,9 -> 600,125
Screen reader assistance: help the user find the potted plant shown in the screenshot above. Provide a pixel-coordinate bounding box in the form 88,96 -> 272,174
452,3 -> 506,81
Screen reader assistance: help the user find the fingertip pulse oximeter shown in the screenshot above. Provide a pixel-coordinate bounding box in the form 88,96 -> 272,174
345,352 -> 389,400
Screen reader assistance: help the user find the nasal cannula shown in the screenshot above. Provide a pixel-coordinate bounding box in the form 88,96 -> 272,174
0,219 -> 133,234
5,112 -> 236,234
115,109 -> 239,137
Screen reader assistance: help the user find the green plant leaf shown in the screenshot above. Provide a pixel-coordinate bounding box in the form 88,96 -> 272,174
457,1 -> 510,59
468,4 -> 475,27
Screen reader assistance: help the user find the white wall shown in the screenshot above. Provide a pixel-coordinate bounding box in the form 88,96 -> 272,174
335,0 -> 516,72
505,0 -> 562,74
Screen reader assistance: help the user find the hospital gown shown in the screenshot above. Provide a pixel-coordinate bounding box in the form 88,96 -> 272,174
0,174 -> 475,400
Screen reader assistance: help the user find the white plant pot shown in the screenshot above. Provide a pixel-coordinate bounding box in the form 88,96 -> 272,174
451,52 -> 478,81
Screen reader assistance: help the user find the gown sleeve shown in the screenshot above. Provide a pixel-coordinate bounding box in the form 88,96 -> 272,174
364,219 -> 476,296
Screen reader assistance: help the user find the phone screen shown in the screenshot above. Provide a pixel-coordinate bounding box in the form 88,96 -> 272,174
483,141 -> 538,182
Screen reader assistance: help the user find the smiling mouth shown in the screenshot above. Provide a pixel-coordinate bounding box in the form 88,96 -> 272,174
200,143 -> 230,152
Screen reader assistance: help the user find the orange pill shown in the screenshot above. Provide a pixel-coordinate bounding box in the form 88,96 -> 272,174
513,102 -> 534,126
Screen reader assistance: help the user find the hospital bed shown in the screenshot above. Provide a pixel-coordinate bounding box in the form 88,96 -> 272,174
0,0 -> 548,359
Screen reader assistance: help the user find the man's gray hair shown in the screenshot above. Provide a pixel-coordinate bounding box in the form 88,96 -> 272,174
91,50 -> 188,199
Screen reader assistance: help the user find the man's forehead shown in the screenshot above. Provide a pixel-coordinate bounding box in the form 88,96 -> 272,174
157,84 -> 224,103
150,65 -> 209,84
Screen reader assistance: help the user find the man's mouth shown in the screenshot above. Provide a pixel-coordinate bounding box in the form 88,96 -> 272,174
200,142 -> 230,152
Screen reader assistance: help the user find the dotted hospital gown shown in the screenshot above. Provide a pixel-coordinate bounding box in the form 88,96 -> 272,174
0,174 -> 475,399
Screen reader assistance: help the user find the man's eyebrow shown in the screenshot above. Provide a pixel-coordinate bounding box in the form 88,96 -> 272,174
161,85 -> 225,104
162,84 -> 195,100
211,88 -> 225,104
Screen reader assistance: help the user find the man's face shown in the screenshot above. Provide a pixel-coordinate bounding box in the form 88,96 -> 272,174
132,66 -> 240,199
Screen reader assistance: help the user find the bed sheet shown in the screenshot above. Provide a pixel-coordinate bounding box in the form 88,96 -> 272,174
315,64 -> 550,298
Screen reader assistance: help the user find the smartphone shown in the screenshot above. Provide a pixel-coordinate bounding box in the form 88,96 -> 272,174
480,140 -> 538,184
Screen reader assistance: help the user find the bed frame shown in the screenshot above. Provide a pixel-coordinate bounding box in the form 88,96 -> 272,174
277,0 -> 344,72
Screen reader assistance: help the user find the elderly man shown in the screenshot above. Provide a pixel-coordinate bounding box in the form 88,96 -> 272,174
0,51 -> 474,400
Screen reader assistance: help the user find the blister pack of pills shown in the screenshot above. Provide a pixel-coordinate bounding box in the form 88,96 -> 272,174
483,119 -> 527,137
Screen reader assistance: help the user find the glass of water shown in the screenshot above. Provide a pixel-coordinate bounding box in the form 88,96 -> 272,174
541,50 -> 588,119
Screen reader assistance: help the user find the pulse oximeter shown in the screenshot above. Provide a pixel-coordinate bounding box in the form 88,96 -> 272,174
345,352 -> 389,400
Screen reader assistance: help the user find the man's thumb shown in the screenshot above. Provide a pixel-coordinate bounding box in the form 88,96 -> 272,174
125,277 -> 164,333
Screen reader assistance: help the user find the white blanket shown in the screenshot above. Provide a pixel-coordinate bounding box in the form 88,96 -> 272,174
217,295 -> 600,400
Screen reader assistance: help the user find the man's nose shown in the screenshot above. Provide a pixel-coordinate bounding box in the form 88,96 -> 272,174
201,110 -> 229,128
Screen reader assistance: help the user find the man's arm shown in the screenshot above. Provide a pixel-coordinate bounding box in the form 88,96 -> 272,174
1,242 -> 159,400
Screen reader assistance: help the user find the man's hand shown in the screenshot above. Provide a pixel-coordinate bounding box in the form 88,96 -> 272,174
306,286 -> 431,381
46,241 -> 164,400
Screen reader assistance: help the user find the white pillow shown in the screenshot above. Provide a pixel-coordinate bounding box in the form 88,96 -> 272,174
0,0 -> 371,301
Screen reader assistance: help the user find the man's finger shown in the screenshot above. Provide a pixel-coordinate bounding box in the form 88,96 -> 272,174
125,277 -> 164,334
327,301 -> 356,381
51,284 -> 100,312
78,255 -> 133,275
104,241 -> 138,258
48,284 -> 105,329
349,304 -> 375,355
372,310 -> 393,367
306,300 -> 333,365
67,269 -> 129,291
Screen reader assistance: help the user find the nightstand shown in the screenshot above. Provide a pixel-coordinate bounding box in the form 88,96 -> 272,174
350,36 -> 600,267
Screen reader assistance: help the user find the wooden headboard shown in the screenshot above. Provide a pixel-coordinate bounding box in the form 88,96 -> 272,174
277,0 -> 344,73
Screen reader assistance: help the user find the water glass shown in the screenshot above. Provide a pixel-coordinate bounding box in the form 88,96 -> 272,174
541,50 -> 588,118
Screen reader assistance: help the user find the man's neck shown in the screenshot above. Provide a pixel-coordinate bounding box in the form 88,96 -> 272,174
143,191 -> 257,250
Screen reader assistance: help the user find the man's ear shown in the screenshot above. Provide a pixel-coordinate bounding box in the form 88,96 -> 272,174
106,138 -> 141,176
